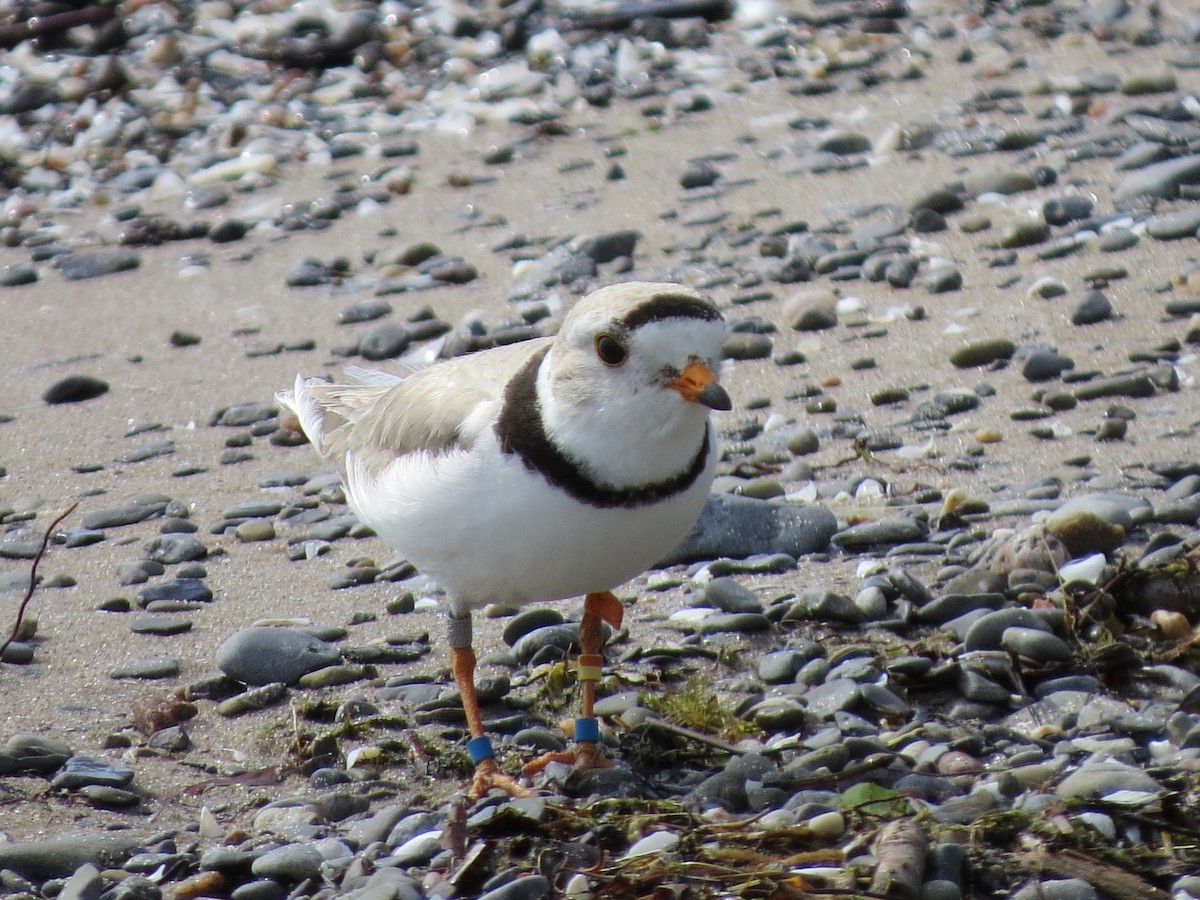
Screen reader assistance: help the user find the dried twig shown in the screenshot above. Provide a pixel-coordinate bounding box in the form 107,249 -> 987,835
0,6 -> 114,50
0,502 -> 77,663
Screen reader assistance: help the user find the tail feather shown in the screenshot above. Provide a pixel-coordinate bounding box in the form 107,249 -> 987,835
275,374 -> 329,449
343,364 -> 406,387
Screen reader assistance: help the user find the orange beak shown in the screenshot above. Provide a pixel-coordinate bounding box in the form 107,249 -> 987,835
668,359 -> 731,411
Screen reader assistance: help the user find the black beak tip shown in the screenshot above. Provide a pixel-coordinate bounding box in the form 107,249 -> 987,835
698,382 -> 732,411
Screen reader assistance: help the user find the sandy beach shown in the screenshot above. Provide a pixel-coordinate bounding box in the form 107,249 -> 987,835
3,0 -> 1200,893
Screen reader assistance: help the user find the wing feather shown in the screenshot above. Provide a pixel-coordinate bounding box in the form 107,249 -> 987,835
281,338 -> 552,478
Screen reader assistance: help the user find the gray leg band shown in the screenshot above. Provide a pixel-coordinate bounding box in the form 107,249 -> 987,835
446,613 -> 473,649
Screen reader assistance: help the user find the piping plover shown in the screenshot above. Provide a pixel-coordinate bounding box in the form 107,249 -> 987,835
277,281 -> 730,795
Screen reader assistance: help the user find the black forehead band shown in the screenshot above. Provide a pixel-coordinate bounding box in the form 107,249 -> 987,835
618,292 -> 722,332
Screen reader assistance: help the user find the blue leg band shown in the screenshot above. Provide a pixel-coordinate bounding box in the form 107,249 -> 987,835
574,717 -> 600,743
466,735 -> 495,764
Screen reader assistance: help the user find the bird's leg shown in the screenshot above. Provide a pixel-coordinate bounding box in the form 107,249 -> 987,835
448,613 -> 530,799
523,591 -> 624,776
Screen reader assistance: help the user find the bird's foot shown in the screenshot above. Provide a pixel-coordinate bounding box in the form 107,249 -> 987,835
522,738 -> 612,778
470,756 -> 533,799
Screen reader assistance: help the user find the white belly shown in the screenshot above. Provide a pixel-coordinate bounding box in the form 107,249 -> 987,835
345,439 -> 713,608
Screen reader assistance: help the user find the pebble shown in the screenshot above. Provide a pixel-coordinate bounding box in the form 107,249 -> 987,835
0,836 -> 140,881
0,735 -> 73,774
1145,209 -> 1200,240
703,578 -> 763,614
216,682 -> 289,716
136,579 -> 213,605
142,535 -> 208,564
660,494 -> 837,564
1,263 -> 38,286
1043,195 -> 1093,226
216,627 -> 342,685
477,875 -> 550,900
236,520 -> 276,542
1012,880 -> 1098,900
250,844 -> 324,882
42,375 -> 110,405
1021,350 -> 1074,382
109,657 -> 181,679
51,756 -> 135,790
56,250 -> 141,280
949,339 -> 1015,368
130,615 -> 192,636
832,516 -> 928,550
6,5 -> 1200,898
1071,289 -> 1113,325
1112,154 -> 1200,204
1000,626 -> 1072,664
1055,758 -> 1164,801
117,438 -> 176,463
83,498 -> 171,529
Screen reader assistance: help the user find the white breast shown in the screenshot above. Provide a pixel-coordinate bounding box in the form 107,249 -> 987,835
344,432 -> 716,611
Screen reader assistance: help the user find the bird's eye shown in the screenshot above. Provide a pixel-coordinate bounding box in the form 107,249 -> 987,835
594,334 -> 627,366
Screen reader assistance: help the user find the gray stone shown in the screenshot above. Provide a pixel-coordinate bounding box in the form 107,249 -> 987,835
100,874 -> 162,900
43,375 -> 109,405
0,836 -> 140,880
82,498 -> 170,529
661,494 -> 837,564
1043,195 -> 1094,225
216,683 -> 289,716
722,333 -> 773,360
949,339 -> 1015,368
832,516 -> 927,550
1112,154 -> 1200,205
80,785 -> 142,808
56,863 -> 104,900
131,615 -> 193,636
136,578 -> 212,605
1145,208 -> 1200,240
1071,289 -> 1113,325
510,623 -> 580,664
964,609 -> 1052,651
804,678 -> 861,715
216,627 -> 341,685
697,612 -> 771,635
1055,758 -> 1164,800
1012,879 -> 1098,900
477,874 -> 550,900
758,650 -> 801,684
57,250 -> 141,280
704,578 -> 763,614
502,608 -> 565,647
231,880 -> 286,900
116,438 -> 175,463
1022,350 -> 1074,382
250,843 -> 324,882
1000,626 -> 1072,664
108,656 -> 180,679
212,402 -> 276,427
360,323 -> 411,361
0,734 -> 73,774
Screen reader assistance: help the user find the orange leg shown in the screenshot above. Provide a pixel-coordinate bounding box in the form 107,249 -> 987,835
451,643 -> 530,799
523,591 -> 624,776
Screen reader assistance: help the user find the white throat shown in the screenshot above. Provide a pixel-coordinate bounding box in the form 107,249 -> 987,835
535,356 -> 712,488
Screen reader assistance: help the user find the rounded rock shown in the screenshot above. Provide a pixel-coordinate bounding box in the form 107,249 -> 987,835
216,627 -> 341,686
950,339 -> 1015,368
1000,626 -> 1073,664
1071,289 -> 1113,326
250,843 -> 324,882
43,375 -> 110,405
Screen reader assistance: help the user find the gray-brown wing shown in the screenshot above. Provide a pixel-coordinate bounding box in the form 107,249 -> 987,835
308,338 -> 551,477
